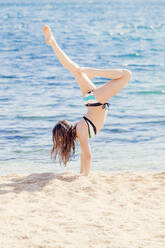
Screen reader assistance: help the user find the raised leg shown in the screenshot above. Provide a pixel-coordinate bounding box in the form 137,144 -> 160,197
43,26 -> 132,99
43,25 -> 96,96
81,66 -> 132,102
81,67 -> 126,80
94,69 -> 132,103
72,71 -> 96,96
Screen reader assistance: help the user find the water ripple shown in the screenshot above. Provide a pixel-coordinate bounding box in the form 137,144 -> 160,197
0,0 -> 165,173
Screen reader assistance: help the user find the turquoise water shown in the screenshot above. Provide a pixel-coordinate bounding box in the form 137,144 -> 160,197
0,0 -> 165,175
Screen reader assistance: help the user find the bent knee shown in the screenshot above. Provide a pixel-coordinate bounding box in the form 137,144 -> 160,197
123,69 -> 132,80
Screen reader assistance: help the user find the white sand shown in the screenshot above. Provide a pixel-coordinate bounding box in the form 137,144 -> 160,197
0,171 -> 165,248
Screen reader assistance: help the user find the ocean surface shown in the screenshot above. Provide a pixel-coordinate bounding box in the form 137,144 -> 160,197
0,0 -> 165,175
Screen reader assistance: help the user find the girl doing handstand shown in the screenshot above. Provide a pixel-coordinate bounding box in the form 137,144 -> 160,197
43,25 -> 132,176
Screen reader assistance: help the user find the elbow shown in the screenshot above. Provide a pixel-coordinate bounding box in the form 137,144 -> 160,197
86,153 -> 92,161
83,152 -> 92,161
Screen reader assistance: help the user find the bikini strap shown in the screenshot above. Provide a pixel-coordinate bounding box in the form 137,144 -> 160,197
83,116 -> 97,135
102,103 -> 110,110
85,102 -> 110,110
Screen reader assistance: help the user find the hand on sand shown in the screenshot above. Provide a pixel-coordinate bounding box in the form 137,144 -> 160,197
80,172 -> 88,177
43,25 -> 54,46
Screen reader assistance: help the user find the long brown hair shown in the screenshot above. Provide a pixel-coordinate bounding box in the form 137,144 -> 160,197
51,120 -> 77,166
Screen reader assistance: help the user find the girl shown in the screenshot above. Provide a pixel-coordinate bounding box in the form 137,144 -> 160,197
43,25 -> 132,176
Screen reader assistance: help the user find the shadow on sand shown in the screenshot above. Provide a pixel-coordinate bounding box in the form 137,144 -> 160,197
0,172 -> 80,195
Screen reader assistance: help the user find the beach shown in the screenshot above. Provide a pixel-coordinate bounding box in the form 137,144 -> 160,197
0,171 -> 165,248
1,0 -> 165,247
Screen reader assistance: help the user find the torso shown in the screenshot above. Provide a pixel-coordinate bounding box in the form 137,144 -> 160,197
76,106 -> 108,139
86,106 -> 107,132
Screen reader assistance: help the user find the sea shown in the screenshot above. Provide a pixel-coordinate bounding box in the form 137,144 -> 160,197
0,0 -> 165,175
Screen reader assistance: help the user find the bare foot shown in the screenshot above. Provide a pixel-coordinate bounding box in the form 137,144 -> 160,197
43,25 -> 54,46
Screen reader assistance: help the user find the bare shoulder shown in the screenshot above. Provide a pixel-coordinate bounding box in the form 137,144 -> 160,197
76,118 -> 88,142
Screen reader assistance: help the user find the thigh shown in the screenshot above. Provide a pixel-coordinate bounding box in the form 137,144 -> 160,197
72,71 -> 96,96
94,74 -> 130,103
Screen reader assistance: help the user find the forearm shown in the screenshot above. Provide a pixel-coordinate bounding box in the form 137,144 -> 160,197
80,153 -> 84,174
50,38 -> 80,73
81,67 -> 128,80
80,153 -> 91,176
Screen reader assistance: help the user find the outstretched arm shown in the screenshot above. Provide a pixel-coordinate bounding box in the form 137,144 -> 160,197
78,134 -> 92,176
80,152 -> 92,176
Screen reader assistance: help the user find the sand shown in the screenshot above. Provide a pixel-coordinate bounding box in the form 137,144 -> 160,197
0,171 -> 165,248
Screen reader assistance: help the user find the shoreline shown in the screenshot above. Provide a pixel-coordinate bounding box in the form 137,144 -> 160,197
0,171 -> 165,248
